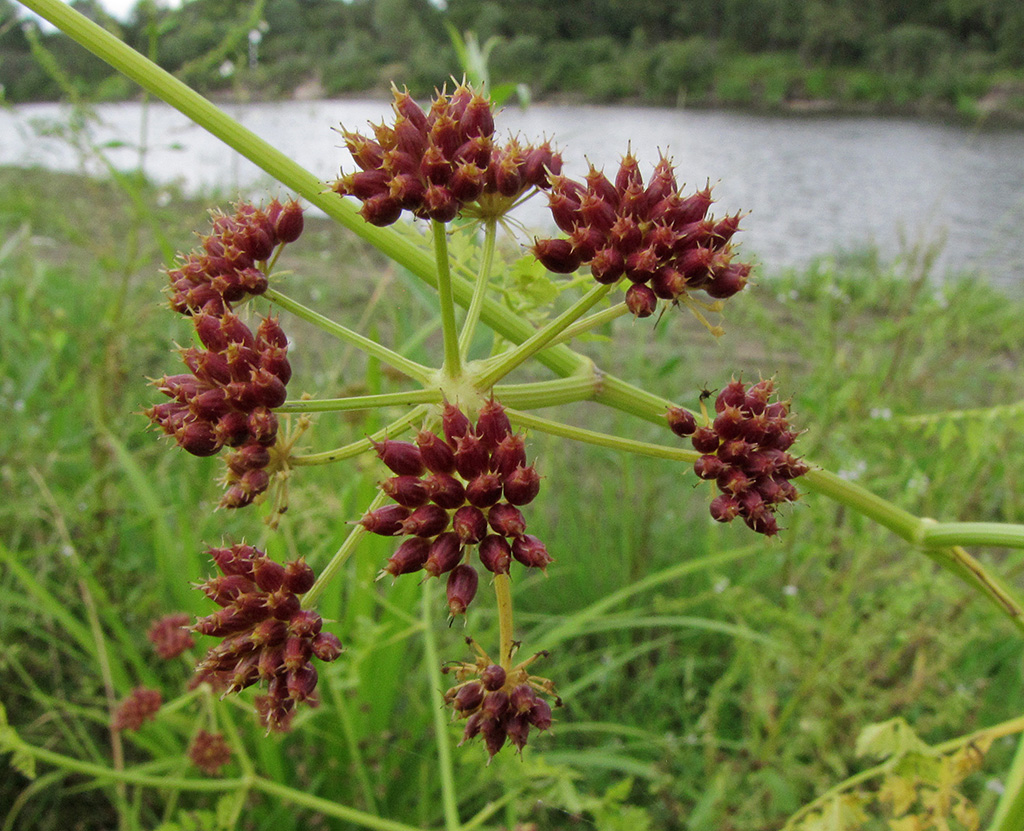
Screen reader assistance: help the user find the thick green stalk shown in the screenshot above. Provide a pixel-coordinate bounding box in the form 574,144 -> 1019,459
432,220 -> 462,378
275,389 -> 441,414
494,372 -> 601,410
289,405 -> 429,467
989,732 -> 1024,831
458,218 -> 497,360
420,584 -> 462,831
918,521 -> 1024,550
265,288 -> 432,384
475,283 -> 614,388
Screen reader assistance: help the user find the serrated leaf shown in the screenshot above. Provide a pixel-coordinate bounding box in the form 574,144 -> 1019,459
0,701 -> 36,780
879,773 -> 918,817
856,718 -> 932,761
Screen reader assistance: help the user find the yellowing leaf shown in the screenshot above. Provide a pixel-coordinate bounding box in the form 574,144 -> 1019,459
856,718 -> 932,761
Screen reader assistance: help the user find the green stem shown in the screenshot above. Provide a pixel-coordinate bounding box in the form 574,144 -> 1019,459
458,218 -> 497,361
420,582 -> 462,831
432,220 -> 462,378
264,288 -> 432,384
506,409 -> 697,464
494,372 -> 601,410
989,731 -> 1024,831
549,301 -> 632,346
275,389 -> 441,415
289,405 -> 428,467
475,283 -> 615,389
494,574 -> 515,671
918,521 -> 1024,550
302,491 -> 388,610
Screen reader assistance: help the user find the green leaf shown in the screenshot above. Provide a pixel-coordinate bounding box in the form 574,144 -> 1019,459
0,701 -> 37,780
856,718 -> 933,761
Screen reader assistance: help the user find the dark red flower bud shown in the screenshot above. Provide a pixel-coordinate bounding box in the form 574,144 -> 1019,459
453,505 -> 488,545
416,429 -> 456,474
503,464 -> 541,506
547,190 -> 582,234
510,683 -> 538,714
579,191 -> 617,232
267,588 -> 301,621
650,265 -> 688,299
147,613 -> 195,659
590,246 -> 626,284
425,531 -> 463,577
247,407 -> 278,445
691,425 -> 720,454
476,399 -> 512,451
442,402 -> 472,447
705,261 -> 750,299
744,379 -> 774,415
311,631 -> 343,662
482,689 -> 510,720
359,194 -> 403,227
190,388 -> 230,421
399,504 -> 450,538
423,472 -> 467,509
479,534 -> 512,574
480,663 -> 506,691
667,406 -> 697,437
384,537 -> 431,577
487,503 -> 526,537
255,318 -> 288,351
532,238 -> 581,274
199,573 -> 256,605
381,475 -> 430,508
717,467 -> 752,496
511,534 -> 553,571
177,419 -> 221,457
694,454 -> 725,480
673,186 -> 713,226
251,557 -> 287,592
359,504 -> 411,536
523,143 -> 561,186
625,283 -> 658,318
719,438 -> 754,465
453,681 -> 485,712
709,493 -> 740,522
528,698 -> 553,730
492,434 -> 526,477
250,618 -> 288,646
454,432 -> 490,480
466,472 -> 504,509
372,439 -> 425,476
215,411 -> 251,448
282,635 -> 313,672
446,563 -> 478,616
251,367 -> 288,409
713,406 -> 745,440
287,665 -> 318,702
283,559 -> 316,595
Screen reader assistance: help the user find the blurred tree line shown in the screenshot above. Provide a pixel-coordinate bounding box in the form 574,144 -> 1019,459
2,0 -> 1023,114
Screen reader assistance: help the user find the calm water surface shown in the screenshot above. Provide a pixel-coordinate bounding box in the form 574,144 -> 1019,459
3,99 -> 1024,290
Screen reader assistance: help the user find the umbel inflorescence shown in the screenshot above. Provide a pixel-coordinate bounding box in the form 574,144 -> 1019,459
140,81 -> 805,761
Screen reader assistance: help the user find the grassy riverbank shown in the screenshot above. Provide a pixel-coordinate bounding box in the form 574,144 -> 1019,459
2,165 -> 1023,829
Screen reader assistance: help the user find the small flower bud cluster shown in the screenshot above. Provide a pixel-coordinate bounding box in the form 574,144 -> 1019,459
191,543 -> 342,733
669,378 -> 808,536
147,612 -> 195,659
111,687 -> 162,731
333,83 -> 561,225
166,199 -> 303,317
145,314 -> 291,509
359,400 -> 551,617
532,153 -> 751,318
443,644 -> 558,759
188,729 -> 233,775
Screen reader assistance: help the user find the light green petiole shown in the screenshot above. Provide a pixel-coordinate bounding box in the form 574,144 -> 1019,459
432,220 -> 462,379
457,218 -> 498,361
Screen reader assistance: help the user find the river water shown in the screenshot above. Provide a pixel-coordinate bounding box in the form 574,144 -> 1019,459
2,99 -> 1023,290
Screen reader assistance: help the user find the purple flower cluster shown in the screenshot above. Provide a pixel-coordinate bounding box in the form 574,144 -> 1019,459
358,401 -> 551,617
333,84 -> 561,225
532,153 -> 751,318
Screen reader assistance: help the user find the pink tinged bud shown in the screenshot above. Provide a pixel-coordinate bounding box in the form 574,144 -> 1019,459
283,635 -> 314,672
651,266 -> 688,299
251,557 -> 287,592
667,406 -> 697,437
739,489 -> 766,519
569,224 -> 604,261
194,312 -> 229,351
624,246 -> 660,283
372,439 -> 425,476
345,169 -> 389,199
399,504 -> 450,538
257,316 -> 289,350
482,689 -> 510,720
615,152 -> 642,192
199,574 -> 256,606
311,631 -> 343,662
247,407 -> 278,446
420,145 -> 452,185
381,475 -> 430,508
691,425 -> 721,454
453,505 -> 488,545
476,399 -> 512,451
423,473 -> 467,509
480,663 -> 506,691
523,143 -> 561,187
258,646 -> 284,680
765,400 -> 789,419
260,347 -> 292,385
713,406 -> 745,440
719,438 -> 754,465
287,665 -> 318,702
506,712 -> 531,751
177,419 -> 221,457
157,373 -> 203,402
706,262 -> 750,299
454,135 -> 493,168
716,379 -> 747,412
343,131 -> 386,171
359,194 -> 402,226
283,559 -> 316,594
251,368 -> 288,409
359,504 -> 410,536
220,313 -> 256,348
585,166 -> 620,206
384,537 -> 431,576
744,379 -> 774,415
609,215 -> 643,255
579,192 -> 617,232
493,152 -> 525,198
251,618 -> 288,646
194,605 -> 266,637
449,162 -> 486,203
492,434 -> 527,477
394,116 -> 428,156
717,467 -> 752,496
424,184 -> 459,222
590,246 -> 626,284
453,681 -> 485,712
482,717 -> 507,758
237,467 -> 270,501
424,531 -> 463,577
694,454 -> 725,480
487,503 -> 526,537
416,429 -> 456,473
625,283 -> 658,318
185,348 -> 231,387
511,534 -> 553,571
479,534 -> 512,574
744,512 -> 779,536
771,430 -> 798,452
389,173 -> 426,208
454,432 -> 490,480
267,588 -> 301,621
210,543 -> 259,577
236,266 -> 268,296
528,698 -> 553,730
548,190 -> 582,234
225,380 -> 259,412
510,684 -> 538,714
532,238 -> 581,274
190,388 -> 230,420
430,113 -> 462,160
744,451 -> 775,479
674,186 -> 713,226
502,465 -> 541,506
215,411 -> 250,447
461,711 -> 485,743
466,472 -> 504,509
446,563 -> 479,616
442,403 -> 472,446
460,94 -> 495,138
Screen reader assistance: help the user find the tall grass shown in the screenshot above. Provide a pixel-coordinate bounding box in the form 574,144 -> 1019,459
2,165 -> 1023,829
